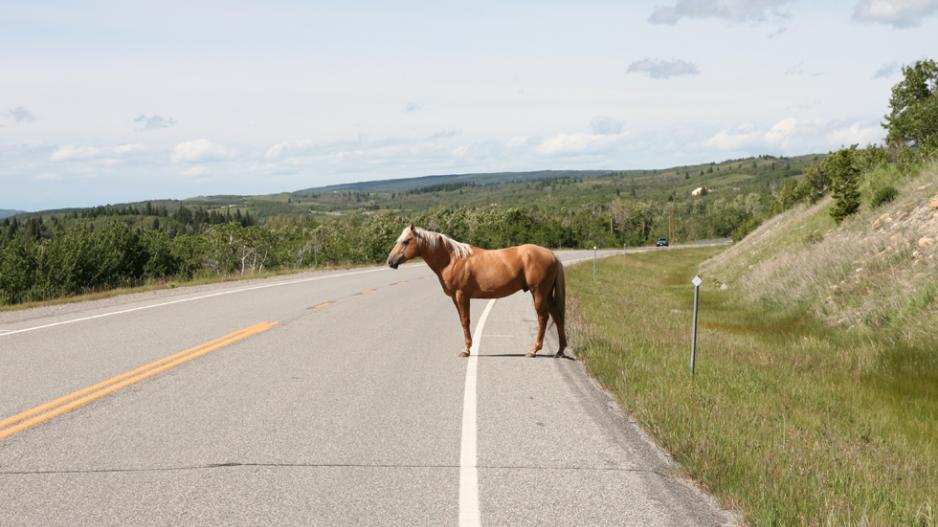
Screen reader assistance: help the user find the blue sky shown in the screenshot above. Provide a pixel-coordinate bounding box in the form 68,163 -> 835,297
1,0 -> 936,211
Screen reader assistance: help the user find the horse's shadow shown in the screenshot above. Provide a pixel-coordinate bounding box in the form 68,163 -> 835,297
478,353 -> 576,361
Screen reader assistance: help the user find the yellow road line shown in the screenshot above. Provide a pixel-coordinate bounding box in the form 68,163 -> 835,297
0,321 -> 278,440
312,301 -> 334,311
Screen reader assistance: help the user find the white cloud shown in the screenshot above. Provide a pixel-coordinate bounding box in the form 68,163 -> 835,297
50,143 -> 146,163
704,124 -> 759,149
507,136 -> 534,148
51,145 -> 101,161
627,58 -> 700,79
705,118 -> 885,153
649,0 -> 793,24
451,145 -> 472,158
536,133 -> 620,155
827,123 -> 883,145
133,114 -> 176,130
404,101 -> 422,113
172,139 -> 235,163
429,129 -> 460,139
113,143 -> 144,154
765,117 -> 798,147
853,0 -> 938,27
590,116 -> 624,135
705,118 -> 800,150
265,140 -> 315,159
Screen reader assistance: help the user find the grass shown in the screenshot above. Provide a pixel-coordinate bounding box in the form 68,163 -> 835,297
703,162 -> 938,348
568,247 -> 937,526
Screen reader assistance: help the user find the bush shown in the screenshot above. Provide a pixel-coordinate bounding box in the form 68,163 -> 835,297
827,146 -> 862,223
871,186 -> 898,207
732,216 -> 762,242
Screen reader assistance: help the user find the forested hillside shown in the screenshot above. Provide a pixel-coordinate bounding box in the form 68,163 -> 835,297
0,153 -> 817,306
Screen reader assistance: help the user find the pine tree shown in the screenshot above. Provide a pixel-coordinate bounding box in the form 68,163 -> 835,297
827,146 -> 861,223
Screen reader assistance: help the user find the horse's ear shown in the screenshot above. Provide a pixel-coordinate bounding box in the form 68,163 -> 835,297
409,223 -> 416,233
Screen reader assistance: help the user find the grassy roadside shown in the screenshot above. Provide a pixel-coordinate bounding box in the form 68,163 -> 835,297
568,247 -> 937,526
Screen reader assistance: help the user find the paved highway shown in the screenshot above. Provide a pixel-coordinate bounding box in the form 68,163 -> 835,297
0,247 -> 732,526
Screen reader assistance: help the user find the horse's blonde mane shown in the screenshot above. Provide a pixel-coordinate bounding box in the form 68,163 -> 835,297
398,227 -> 473,259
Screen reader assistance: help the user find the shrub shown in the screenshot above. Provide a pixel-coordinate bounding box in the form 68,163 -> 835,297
732,216 -> 762,241
871,186 -> 898,207
826,146 -> 862,223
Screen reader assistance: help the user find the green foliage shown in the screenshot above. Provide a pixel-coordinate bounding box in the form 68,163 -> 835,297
826,146 -> 862,223
871,185 -> 898,207
801,163 -> 830,203
731,216 -> 762,241
884,59 -> 938,150
775,178 -> 810,211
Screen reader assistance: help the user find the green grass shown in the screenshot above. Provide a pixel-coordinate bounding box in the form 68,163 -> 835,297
568,248 -> 937,526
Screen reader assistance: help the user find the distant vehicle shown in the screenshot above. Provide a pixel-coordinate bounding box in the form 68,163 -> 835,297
656,238 -> 669,247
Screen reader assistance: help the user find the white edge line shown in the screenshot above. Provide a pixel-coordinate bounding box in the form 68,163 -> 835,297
459,298 -> 496,527
0,266 -> 395,338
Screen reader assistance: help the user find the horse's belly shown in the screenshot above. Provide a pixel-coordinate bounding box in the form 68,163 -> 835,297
475,282 -> 524,299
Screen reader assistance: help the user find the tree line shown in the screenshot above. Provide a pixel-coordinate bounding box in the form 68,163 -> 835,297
1,59 -> 934,306
0,195 -> 762,305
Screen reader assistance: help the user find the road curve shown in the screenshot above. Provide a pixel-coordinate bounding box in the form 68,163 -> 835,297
0,246 -> 732,526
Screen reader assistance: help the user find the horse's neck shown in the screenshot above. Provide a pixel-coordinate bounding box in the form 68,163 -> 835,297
420,244 -> 452,277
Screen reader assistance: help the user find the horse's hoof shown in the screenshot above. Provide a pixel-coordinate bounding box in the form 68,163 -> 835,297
526,352 -> 537,358
460,351 -> 470,358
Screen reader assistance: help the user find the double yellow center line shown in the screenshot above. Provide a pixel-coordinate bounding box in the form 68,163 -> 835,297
0,321 -> 278,440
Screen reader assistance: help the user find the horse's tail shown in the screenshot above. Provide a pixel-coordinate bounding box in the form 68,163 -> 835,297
551,259 -> 565,327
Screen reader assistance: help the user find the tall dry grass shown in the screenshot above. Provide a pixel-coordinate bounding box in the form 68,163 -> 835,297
702,164 -> 938,348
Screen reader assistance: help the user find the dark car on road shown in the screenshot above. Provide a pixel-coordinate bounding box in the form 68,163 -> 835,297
656,237 -> 669,247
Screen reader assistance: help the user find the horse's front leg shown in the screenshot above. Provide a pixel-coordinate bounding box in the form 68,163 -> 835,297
453,291 -> 472,357
528,290 -> 549,358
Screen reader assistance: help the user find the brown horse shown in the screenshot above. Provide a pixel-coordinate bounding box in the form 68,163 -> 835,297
387,224 -> 567,358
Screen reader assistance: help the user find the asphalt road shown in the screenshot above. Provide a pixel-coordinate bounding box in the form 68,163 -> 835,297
0,246 -> 733,526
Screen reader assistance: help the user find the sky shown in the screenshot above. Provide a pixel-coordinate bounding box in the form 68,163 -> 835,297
1,0 -> 936,211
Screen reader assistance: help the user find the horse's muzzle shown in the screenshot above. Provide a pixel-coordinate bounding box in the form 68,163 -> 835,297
388,260 -> 399,269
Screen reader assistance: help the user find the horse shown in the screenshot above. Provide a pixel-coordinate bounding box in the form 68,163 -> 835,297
386,224 -> 567,358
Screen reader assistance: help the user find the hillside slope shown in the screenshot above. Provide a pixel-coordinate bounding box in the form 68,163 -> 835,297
702,162 -> 938,347
0,210 -> 24,220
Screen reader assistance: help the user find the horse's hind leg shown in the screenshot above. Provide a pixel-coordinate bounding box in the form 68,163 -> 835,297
550,304 -> 568,358
528,289 -> 549,358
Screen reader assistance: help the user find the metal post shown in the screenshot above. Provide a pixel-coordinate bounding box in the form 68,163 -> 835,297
690,275 -> 702,376
592,246 -> 597,281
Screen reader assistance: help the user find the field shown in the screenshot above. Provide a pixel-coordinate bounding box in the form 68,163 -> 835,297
567,247 -> 937,525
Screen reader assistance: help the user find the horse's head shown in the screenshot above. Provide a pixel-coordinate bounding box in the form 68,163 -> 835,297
387,224 -> 419,269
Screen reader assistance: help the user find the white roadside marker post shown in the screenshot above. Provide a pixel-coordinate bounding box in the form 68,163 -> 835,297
690,275 -> 702,377
593,246 -> 597,281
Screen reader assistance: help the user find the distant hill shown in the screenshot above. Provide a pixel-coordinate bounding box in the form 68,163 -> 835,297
19,154 -> 821,220
294,170 -> 618,194
0,210 -> 25,219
